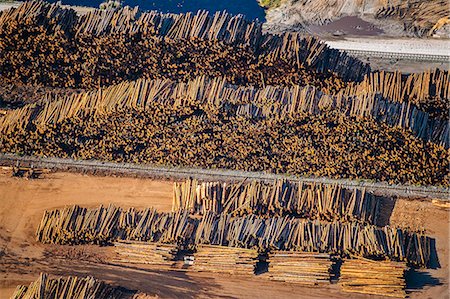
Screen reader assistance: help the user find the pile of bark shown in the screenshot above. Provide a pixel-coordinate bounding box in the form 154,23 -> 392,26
173,178 -> 386,225
340,257 -> 407,297
191,245 -> 257,275
262,251 -> 334,285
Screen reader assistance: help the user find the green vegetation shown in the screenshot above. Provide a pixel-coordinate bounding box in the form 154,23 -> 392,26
259,0 -> 284,9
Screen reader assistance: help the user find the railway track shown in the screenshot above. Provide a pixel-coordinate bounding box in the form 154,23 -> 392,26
342,49 -> 450,63
1,153 -> 448,200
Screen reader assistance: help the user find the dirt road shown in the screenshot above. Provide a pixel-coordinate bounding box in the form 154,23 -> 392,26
0,171 -> 448,298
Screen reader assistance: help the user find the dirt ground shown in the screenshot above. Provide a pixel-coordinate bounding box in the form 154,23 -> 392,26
0,170 -> 448,299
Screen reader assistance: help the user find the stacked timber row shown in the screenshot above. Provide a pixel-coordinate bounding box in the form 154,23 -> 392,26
194,213 -> 433,267
75,8 -> 263,48
191,245 -> 257,275
262,252 -> 334,285
36,205 -> 196,245
36,205 -> 434,267
112,241 -> 178,266
258,32 -> 369,82
1,76 -> 447,147
0,0 -> 77,34
0,0 -> 369,82
10,273 -> 127,299
375,0 -> 448,37
173,178 -> 385,225
343,69 -> 449,119
340,258 -> 407,298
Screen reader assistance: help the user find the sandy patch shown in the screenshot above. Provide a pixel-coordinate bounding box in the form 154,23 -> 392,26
0,171 -> 448,298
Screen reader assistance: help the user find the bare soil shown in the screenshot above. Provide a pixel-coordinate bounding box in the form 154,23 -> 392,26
0,171 -> 448,299
308,16 -> 383,36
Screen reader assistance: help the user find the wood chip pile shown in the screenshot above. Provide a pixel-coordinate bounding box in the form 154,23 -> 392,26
36,205 -> 434,267
173,178 -> 385,225
112,241 -> 178,266
191,245 -> 257,275
262,252 -> 334,285
10,273 -> 127,299
340,257 -> 407,298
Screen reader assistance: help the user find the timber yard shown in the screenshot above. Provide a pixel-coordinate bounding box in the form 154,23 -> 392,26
0,0 -> 449,299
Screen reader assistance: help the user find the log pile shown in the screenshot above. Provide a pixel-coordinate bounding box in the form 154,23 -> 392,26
36,205 -> 196,245
0,75 -> 447,148
1,4 -> 448,186
0,82 -> 84,110
75,8 -> 369,81
112,241 -> 178,266
0,2 -> 446,130
1,75 -> 447,186
343,70 -> 449,120
173,178 -> 385,225
340,257 -> 407,298
75,8 -> 263,47
0,0 -> 77,34
0,0 -> 368,90
10,273 -> 127,299
376,0 -> 448,37
262,252 -> 334,285
3,76 -> 447,147
194,213 -> 433,267
191,245 -> 257,275
12,164 -> 47,179
2,105 -> 447,186
35,205 -> 433,267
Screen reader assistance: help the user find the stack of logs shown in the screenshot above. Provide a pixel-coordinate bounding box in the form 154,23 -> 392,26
195,213 -> 433,267
340,257 -> 407,298
36,205 -> 196,245
112,241 -> 178,266
0,0 -> 77,34
262,252 -> 334,285
173,178 -> 385,225
1,76 -> 447,148
342,69 -> 449,120
191,245 -> 257,275
10,273 -> 128,299
0,0 -> 369,88
376,0 -> 448,37
73,1 -> 371,81
35,205 -> 434,267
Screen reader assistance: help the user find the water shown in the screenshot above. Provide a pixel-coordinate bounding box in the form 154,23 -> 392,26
53,0 -> 266,21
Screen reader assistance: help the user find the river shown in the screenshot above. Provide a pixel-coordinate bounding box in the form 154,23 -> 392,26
50,0 -> 266,21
